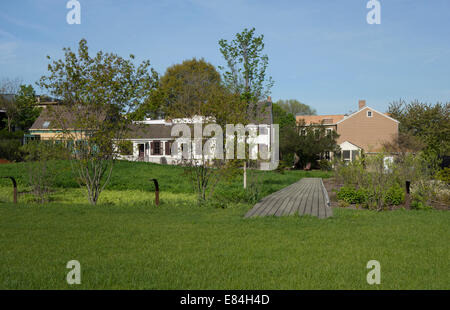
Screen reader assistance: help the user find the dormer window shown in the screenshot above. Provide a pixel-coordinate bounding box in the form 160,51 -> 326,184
367,110 -> 373,118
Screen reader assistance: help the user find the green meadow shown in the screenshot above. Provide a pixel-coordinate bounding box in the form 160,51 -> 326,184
0,161 -> 448,289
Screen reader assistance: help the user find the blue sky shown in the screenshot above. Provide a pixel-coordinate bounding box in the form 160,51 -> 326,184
0,0 -> 449,114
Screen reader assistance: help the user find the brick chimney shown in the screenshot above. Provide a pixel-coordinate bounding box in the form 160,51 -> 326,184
267,96 -> 272,102
358,100 -> 366,110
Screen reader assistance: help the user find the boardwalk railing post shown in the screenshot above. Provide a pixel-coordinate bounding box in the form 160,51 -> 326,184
2,177 -> 17,204
150,179 -> 159,206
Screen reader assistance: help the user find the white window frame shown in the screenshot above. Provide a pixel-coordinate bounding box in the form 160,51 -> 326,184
367,110 -> 373,118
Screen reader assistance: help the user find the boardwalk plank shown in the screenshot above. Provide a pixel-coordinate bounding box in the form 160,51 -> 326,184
309,179 -> 319,217
318,182 -> 326,219
296,180 -> 312,216
261,182 -> 301,216
299,180 -> 315,216
285,181 -> 309,215
245,177 -> 332,219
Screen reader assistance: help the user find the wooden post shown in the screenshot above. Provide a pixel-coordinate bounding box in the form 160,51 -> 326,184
243,162 -> 247,189
405,180 -> 411,209
150,178 -> 159,206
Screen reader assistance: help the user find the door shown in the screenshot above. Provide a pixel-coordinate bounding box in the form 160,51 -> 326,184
138,144 -> 145,160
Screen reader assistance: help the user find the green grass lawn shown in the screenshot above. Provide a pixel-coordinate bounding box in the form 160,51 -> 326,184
0,161 -> 448,289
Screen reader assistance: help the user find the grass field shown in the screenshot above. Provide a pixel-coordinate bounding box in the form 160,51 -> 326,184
0,161 -> 449,289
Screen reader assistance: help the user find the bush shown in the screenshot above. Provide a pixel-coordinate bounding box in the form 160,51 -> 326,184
318,159 -> 332,171
20,141 -> 71,203
336,186 -> 367,204
411,200 -> 432,210
436,167 -> 450,184
384,183 -> 405,206
0,139 -> 23,161
334,151 -> 443,210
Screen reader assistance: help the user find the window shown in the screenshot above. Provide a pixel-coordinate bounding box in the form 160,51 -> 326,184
153,141 -> 161,155
43,121 -> 50,128
343,150 -> 351,161
259,126 -> 268,135
326,128 -> 332,136
324,151 -> 330,160
367,110 -> 373,117
165,141 -> 172,155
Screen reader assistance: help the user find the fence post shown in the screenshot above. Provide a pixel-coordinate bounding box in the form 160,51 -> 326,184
405,180 -> 411,209
150,178 -> 159,206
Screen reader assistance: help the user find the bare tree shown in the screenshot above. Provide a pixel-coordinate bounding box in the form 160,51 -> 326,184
0,77 -> 22,132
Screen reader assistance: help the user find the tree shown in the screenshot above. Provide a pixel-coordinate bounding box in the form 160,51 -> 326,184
39,39 -> 158,205
275,99 -> 316,116
138,58 -> 245,203
272,103 -> 296,165
219,27 -> 274,108
387,100 -> 450,156
283,120 -> 340,169
14,85 -> 41,131
219,28 -> 274,192
0,77 -> 22,132
133,58 -> 243,123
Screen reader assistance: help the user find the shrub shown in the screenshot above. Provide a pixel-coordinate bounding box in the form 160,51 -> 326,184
20,141 -> 71,203
384,183 -> 405,206
0,139 -> 23,161
436,167 -> 450,184
318,159 -> 332,171
336,186 -> 367,204
334,151 -> 443,210
411,200 -> 432,210
338,200 -> 350,208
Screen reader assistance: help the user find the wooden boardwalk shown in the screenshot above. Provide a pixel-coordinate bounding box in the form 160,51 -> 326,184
244,178 -> 332,219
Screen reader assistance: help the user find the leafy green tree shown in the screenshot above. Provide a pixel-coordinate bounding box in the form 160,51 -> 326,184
272,103 -> 296,128
282,120 -> 340,169
39,39 -> 158,205
133,58 -> 242,123
218,27 -> 274,108
13,85 -> 41,131
275,99 -> 316,116
272,103 -> 296,165
387,100 -> 450,156
141,58 -> 245,203
219,28 -> 274,193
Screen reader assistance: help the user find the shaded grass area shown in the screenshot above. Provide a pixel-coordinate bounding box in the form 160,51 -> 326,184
0,203 -> 448,289
0,160 -> 331,204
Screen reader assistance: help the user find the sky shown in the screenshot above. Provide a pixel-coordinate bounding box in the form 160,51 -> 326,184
0,0 -> 449,114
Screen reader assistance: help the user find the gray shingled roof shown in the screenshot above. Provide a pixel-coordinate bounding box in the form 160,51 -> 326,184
30,101 -> 273,137
30,106 -> 74,130
128,123 -> 174,139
